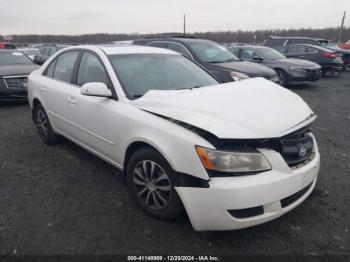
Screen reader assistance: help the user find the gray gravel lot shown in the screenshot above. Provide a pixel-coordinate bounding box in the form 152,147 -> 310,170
0,72 -> 349,255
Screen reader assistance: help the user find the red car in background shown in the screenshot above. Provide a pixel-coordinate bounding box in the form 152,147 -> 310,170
339,41 -> 350,50
0,42 -> 16,49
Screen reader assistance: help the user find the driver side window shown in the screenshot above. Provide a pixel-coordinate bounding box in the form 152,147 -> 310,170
77,52 -> 109,87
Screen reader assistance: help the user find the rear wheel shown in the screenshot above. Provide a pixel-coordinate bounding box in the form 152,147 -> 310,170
276,69 -> 288,87
33,104 -> 61,145
126,147 -> 184,220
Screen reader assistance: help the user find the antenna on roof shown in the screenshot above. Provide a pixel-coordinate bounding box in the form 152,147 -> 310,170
183,14 -> 186,36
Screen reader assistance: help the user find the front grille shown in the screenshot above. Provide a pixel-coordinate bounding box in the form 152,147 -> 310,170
4,76 -> 28,90
281,183 -> 312,208
268,127 -> 314,167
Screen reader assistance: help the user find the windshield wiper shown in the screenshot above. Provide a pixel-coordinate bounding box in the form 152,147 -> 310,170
132,94 -> 143,99
176,85 -> 202,90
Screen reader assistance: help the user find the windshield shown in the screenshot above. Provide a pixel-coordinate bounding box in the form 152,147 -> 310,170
257,47 -> 286,60
109,53 -> 219,99
187,41 -> 240,63
0,51 -> 33,65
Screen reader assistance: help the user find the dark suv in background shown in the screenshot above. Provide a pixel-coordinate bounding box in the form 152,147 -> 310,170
34,44 -> 70,65
133,36 -> 278,83
265,36 -> 323,50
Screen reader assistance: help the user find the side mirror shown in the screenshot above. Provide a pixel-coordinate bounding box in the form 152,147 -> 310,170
81,82 -> 112,98
33,55 -> 43,65
252,56 -> 263,62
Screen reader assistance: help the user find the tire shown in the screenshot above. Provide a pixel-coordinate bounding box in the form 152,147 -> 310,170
33,104 -> 61,145
276,69 -> 288,87
126,147 -> 184,220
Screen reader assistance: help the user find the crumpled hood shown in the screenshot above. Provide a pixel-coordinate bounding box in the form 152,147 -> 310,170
131,78 -> 316,139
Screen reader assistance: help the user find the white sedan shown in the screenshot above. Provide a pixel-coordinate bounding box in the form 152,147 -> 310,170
28,45 -> 320,231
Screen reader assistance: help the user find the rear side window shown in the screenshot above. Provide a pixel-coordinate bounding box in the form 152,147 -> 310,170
148,42 -> 168,48
266,39 -> 286,47
77,52 -> 108,86
44,59 -> 57,77
286,46 -> 307,54
305,47 -> 318,53
288,39 -> 318,45
53,51 -> 79,83
167,43 -> 192,59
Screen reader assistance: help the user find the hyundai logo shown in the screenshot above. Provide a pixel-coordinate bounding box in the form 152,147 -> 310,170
297,143 -> 308,158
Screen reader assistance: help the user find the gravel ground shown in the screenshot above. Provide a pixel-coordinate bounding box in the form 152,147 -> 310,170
0,72 -> 349,256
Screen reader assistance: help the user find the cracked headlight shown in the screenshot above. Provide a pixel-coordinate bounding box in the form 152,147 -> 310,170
196,146 -> 271,173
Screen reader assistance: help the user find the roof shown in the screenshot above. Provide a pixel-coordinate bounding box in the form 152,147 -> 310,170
80,45 -> 179,55
134,37 -> 214,45
269,36 -> 313,39
284,44 -> 332,52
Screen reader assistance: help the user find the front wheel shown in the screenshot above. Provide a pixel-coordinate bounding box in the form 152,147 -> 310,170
126,147 -> 184,220
276,69 -> 288,87
33,104 -> 61,145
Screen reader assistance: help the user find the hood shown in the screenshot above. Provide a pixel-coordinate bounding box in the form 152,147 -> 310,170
272,58 -> 321,69
211,60 -> 276,77
131,78 -> 315,139
0,64 -> 39,77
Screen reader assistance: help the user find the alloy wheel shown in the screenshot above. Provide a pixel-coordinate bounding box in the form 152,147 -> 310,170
36,109 -> 49,139
132,160 -> 172,211
277,71 -> 287,86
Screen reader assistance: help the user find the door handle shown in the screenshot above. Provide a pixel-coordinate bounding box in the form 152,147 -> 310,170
67,97 -> 77,105
40,86 -> 47,94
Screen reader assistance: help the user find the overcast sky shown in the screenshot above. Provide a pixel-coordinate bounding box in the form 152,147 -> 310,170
0,0 -> 349,35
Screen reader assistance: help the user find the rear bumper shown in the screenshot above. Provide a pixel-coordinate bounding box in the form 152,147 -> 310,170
176,139 -> 320,231
289,70 -> 322,84
321,63 -> 344,71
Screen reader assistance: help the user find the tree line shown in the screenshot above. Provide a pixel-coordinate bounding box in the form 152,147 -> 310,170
1,27 -> 349,44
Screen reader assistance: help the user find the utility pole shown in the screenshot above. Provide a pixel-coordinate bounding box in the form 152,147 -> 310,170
337,11 -> 346,43
183,14 -> 186,35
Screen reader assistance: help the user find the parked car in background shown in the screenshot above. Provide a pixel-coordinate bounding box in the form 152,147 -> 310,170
339,42 -> 350,50
0,42 -> 16,49
278,44 -> 343,75
228,45 -> 322,86
34,44 -> 70,65
319,43 -> 350,68
133,36 -> 278,83
265,36 -> 322,50
19,48 -> 41,61
0,50 -> 39,101
28,45 -> 319,231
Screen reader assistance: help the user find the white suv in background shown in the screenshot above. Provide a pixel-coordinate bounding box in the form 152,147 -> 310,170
28,45 -> 320,231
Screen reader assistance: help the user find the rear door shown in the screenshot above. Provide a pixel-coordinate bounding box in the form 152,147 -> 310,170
284,45 -> 308,59
42,50 -> 81,136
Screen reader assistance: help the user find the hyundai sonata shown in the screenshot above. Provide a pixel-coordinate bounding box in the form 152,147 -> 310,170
28,45 -> 320,231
